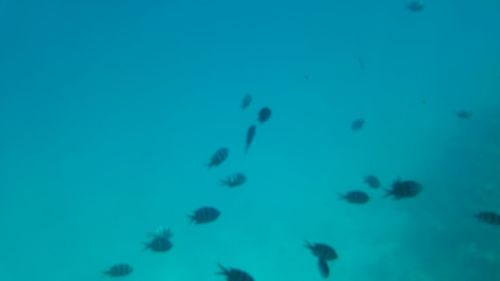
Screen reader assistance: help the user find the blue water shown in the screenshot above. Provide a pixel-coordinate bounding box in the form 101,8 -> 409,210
1,1 -> 500,280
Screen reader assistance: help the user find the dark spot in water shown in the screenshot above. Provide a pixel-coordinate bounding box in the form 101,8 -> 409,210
351,118 -> 365,131
217,264 -> 255,281
207,147 -> 229,169
258,107 -> 272,123
339,190 -> 370,204
385,179 -> 422,199
190,206 -> 220,224
221,173 -> 247,188
104,263 -> 133,277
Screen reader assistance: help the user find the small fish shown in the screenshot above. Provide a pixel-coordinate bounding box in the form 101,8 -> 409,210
144,228 -> 173,252
207,147 -> 229,169
475,211 -> 500,226
189,206 -> 220,224
245,125 -> 256,152
456,110 -> 472,119
407,1 -> 424,12
317,258 -> 330,278
339,190 -> 370,204
364,175 -> 381,189
351,118 -> 365,131
241,94 -> 252,109
305,241 -> 338,261
217,264 -> 255,281
257,107 -> 272,123
221,173 -> 247,188
385,179 -> 422,199
104,263 -> 133,277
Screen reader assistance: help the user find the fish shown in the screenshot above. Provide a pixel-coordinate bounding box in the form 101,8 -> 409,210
104,263 -> 133,277
144,228 -> 173,252
189,206 -> 221,224
475,211 -> 500,226
407,1 -> 424,12
339,190 -> 370,204
207,147 -> 229,169
364,175 -> 381,189
305,241 -> 338,261
257,107 -> 272,123
456,110 -> 472,119
221,173 -> 247,188
385,179 -> 422,199
217,264 -> 255,281
245,125 -> 256,152
241,94 -> 252,109
351,118 -> 365,131
317,258 -> 330,278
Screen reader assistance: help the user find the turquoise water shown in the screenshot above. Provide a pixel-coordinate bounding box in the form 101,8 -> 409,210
1,1 -> 500,280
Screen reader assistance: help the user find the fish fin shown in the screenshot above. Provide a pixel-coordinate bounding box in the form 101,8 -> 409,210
216,263 -> 228,275
304,240 -> 313,250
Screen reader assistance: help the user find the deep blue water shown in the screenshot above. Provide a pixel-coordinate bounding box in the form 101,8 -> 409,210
1,1 -> 500,280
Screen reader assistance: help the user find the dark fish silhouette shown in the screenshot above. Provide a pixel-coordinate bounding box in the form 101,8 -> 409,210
305,241 -> 338,261
207,147 -> 229,168
217,264 -> 255,281
385,179 -> 422,199
407,1 -> 424,12
104,263 -> 133,277
339,190 -> 370,204
317,258 -> 330,278
190,206 -> 220,224
257,107 -> 272,123
456,110 -> 472,119
364,175 -> 381,189
144,228 -> 173,252
245,125 -> 256,152
475,211 -> 500,226
221,173 -> 247,188
351,118 -> 365,131
241,94 -> 252,109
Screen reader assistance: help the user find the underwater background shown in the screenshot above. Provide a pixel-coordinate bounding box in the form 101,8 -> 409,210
1,0 -> 500,280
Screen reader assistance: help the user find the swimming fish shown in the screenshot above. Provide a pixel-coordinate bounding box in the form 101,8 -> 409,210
364,175 -> 381,189
245,125 -> 256,152
317,258 -> 330,278
190,206 -> 220,224
305,241 -> 338,261
475,211 -> 500,226
144,228 -> 173,252
241,94 -> 252,109
339,190 -> 370,204
257,107 -> 272,123
217,264 -> 255,281
407,1 -> 424,12
221,173 -> 247,188
385,179 -> 422,199
207,147 -> 229,169
104,263 -> 133,277
456,110 -> 472,119
351,118 -> 365,131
